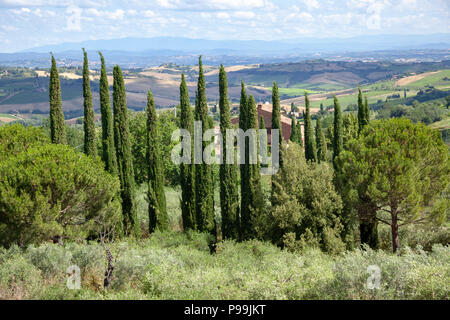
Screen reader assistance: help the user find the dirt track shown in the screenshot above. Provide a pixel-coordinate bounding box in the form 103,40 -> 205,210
395,71 -> 440,86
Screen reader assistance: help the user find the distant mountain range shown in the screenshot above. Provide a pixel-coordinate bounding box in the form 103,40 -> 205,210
20,34 -> 450,53
0,34 -> 449,67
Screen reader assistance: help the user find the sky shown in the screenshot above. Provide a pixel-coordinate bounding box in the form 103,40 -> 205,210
0,0 -> 449,52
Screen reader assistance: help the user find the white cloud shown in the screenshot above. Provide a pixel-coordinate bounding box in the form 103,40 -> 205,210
86,8 -> 101,16
10,7 -> 30,14
233,11 -> 255,19
156,0 -> 269,11
216,12 -> 230,19
109,9 -> 124,20
301,0 -> 320,10
144,10 -> 155,17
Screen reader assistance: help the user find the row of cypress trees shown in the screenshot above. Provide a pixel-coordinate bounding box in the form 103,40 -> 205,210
49,52 -> 167,235
180,61 -> 270,240
50,52 -> 375,246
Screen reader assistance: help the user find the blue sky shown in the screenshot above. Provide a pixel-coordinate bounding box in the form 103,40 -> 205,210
0,0 -> 449,52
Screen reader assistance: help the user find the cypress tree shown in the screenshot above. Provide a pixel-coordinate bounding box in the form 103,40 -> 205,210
357,86 -> 368,134
290,116 -> 297,141
295,121 -> 303,147
49,54 -> 66,144
304,92 -> 317,162
179,74 -> 196,231
271,82 -> 283,168
82,49 -> 96,156
260,115 -> 265,130
99,52 -> 117,174
113,65 -> 137,235
239,81 -> 248,239
332,96 -> 343,162
194,56 -> 215,234
146,90 -> 168,233
241,95 -> 263,240
219,65 -> 240,239
364,96 -> 370,124
315,117 -> 327,163
356,90 -> 376,248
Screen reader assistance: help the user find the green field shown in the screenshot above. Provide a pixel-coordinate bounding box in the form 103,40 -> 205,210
277,87 -> 320,97
405,70 -> 450,89
0,113 -> 18,119
309,89 -> 410,109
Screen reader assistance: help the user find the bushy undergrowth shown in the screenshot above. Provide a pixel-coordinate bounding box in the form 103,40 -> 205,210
0,231 -> 448,300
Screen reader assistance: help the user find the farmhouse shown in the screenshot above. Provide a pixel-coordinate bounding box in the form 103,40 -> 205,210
231,102 -> 299,144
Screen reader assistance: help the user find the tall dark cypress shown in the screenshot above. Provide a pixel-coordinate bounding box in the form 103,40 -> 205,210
356,90 -> 377,248
271,82 -> 283,167
357,86 -> 366,134
241,95 -> 262,240
295,121 -> 303,147
260,116 -> 265,130
113,65 -> 137,235
239,81 -> 248,240
219,65 -> 239,239
99,52 -> 117,174
304,92 -> 317,162
332,96 -> 343,162
290,116 -> 297,141
146,90 -> 168,233
194,56 -> 215,234
49,54 -> 66,144
239,81 -> 248,133
179,74 -> 196,231
82,49 -> 96,156
364,96 -> 370,124
315,117 -> 327,163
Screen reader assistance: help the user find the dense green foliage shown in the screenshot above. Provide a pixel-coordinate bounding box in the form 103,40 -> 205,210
82,49 -> 96,157
336,118 -> 449,252
146,90 -> 168,233
179,74 -> 196,231
194,57 -> 215,234
99,52 -> 117,175
0,124 -> 49,162
49,54 -> 66,145
0,136 -> 122,247
129,110 -> 179,187
113,65 -> 138,235
269,143 -> 345,254
377,98 -> 448,125
219,65 -> 240,239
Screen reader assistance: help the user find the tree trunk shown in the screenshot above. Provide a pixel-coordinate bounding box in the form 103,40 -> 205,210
391,213 -> 399,253
103,247 -> 114,289
360,219 -> 379,249
359,208 -> 379,250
